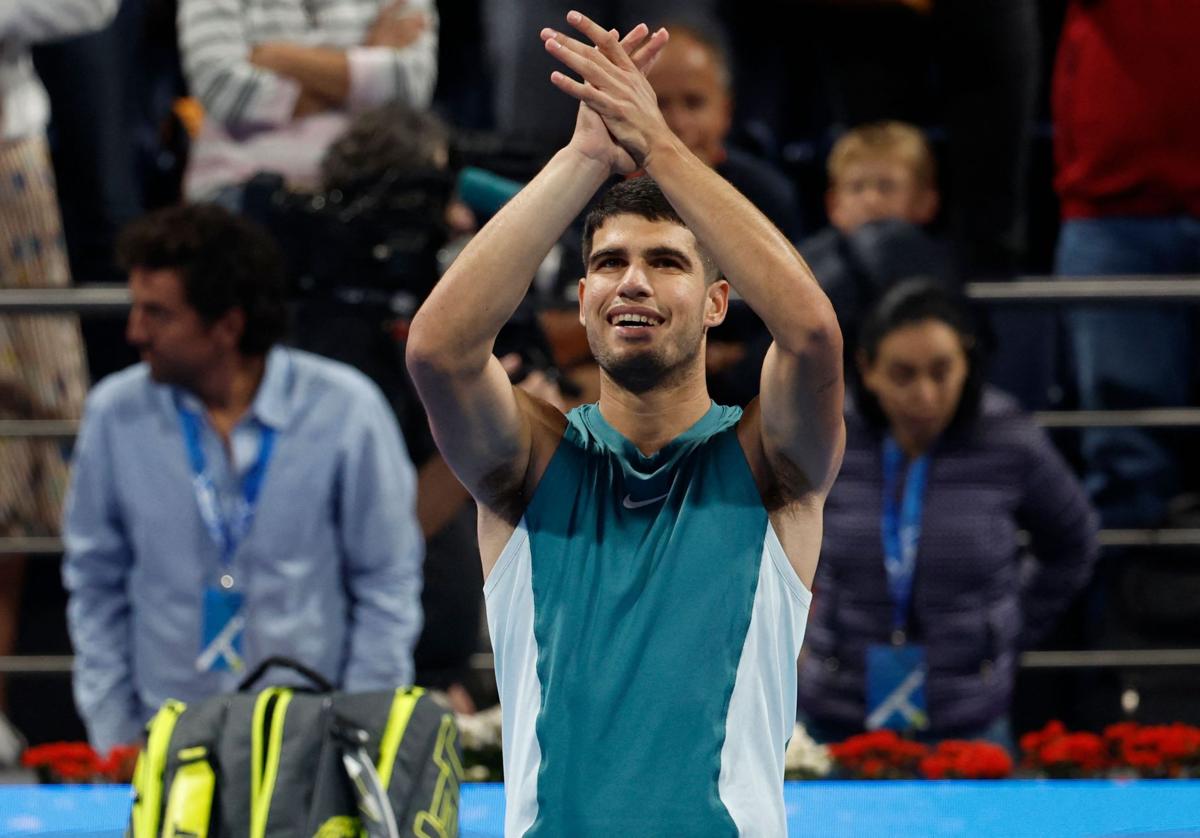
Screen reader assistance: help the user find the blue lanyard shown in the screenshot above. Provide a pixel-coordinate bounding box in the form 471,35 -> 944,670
178,406 -> 277,568
880,435 -> 930,635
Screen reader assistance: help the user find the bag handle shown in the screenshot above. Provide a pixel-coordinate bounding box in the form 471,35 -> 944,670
236,656 -> 335,693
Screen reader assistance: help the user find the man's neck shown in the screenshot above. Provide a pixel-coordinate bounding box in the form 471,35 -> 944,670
193,352 -> 268,441
597,362 -> 712,456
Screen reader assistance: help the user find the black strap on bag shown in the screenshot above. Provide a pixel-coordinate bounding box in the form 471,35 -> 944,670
237,655 -> 335,693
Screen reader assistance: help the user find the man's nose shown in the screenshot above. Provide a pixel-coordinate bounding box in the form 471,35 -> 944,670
615,263 -> 652,298
912,378 -> 939,409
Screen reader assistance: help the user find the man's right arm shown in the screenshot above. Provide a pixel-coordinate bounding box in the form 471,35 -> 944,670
62,395 -> 142,753
405,145 -> 611,512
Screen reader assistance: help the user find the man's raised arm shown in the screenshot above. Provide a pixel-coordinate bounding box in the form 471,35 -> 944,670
544,14 -> 844,497
406,24 -> 669,509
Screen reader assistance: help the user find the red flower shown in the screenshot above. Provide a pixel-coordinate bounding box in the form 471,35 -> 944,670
1019,720 -> 1067,761
860,758 -> 887,778
100,744 -> 142,783
919,754 -> 951,780
919,740 -> 1012,780
1039,732 -> 1107,774
830,730 -> 929,779
21,742 -> 104,783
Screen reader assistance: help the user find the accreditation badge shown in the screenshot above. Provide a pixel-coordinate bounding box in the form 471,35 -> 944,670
196,587 -> 246,673
865,643 -> 930,732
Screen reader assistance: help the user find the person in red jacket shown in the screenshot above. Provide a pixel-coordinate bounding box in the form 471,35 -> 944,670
1053,0 -> 1200,529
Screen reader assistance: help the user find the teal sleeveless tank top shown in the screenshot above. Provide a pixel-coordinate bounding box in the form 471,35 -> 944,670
484,402 -> 812,836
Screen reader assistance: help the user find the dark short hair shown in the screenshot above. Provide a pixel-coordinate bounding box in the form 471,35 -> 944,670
580,178 -> 719,280
320,102 -> 450,195
117,204 -> 287,356
853,278 -> 988,435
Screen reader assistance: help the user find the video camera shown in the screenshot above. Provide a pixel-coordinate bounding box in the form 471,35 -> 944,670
240,131 -> 546,320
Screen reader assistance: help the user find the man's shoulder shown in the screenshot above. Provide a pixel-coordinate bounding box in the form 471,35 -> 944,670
286,348 -> 388,407
280,349 -> 405,448
86,364 -> 158,418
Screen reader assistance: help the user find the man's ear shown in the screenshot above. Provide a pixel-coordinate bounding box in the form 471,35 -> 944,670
213,307 -> 246,351
577,277 -> 587,327
704,279 -> 730,328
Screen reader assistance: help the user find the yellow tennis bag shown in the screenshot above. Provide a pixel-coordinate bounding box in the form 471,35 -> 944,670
128,657 -> 463,837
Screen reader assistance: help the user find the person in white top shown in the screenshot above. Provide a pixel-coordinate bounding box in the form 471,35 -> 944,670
177,0 -> 439,203
0,0 -> 119,767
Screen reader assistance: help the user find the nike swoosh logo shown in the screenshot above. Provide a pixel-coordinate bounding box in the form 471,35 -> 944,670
622,492 -> 669,509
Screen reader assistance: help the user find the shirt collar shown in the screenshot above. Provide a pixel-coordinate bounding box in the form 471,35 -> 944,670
250,346 -> 291,430
168,346 -> 292,430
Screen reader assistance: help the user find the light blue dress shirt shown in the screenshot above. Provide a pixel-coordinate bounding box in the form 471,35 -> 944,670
63,347 -> 424,752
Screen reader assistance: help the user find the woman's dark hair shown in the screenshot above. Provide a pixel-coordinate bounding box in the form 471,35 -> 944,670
117,204 -> 288,356
852,278 -> 989,436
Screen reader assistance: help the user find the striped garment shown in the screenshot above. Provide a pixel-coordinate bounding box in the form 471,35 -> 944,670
178,0 -> 438,199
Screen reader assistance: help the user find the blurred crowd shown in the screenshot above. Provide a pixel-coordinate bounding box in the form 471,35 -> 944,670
2,0 -> 1199,760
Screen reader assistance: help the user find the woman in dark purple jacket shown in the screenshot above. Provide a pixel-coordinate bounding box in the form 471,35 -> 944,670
797,280 -> 1099,746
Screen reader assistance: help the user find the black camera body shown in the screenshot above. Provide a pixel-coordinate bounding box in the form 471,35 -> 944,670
242,168 -> 454,320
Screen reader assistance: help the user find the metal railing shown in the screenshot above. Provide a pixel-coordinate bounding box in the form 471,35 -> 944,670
4,278 -> 1200,679
965,276 -> 1200,303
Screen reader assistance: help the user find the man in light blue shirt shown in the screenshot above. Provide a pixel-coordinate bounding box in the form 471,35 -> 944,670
63,204 -> 423,752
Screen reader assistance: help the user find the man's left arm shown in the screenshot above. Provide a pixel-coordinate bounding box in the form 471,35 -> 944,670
250,0 -> 437,112
338,386 -> 424,690
546,16 -> 846,496
651,151 -> 846,497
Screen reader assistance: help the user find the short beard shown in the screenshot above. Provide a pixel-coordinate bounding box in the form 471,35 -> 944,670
594,342 -> 700,395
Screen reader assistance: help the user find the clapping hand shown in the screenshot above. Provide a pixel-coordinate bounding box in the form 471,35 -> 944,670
543,11 -> 674,173
542,16 -> 668,175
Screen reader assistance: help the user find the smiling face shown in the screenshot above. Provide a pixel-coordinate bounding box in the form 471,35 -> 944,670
579,214 -> 728,394
858,318 -> 969,454
125,266 -> 241,391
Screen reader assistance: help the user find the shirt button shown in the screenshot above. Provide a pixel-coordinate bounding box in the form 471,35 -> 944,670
220,574 -> 235,590
824,657 -> 840,673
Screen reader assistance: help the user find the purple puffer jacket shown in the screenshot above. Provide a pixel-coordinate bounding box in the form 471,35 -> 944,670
797,388 -> 1099,734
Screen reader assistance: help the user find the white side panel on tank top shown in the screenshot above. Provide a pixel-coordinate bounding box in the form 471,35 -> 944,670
482,518 -> 542,837
717,523 -> 813,836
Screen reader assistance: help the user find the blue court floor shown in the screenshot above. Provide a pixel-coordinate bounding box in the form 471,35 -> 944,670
1,781 -> 1199,836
